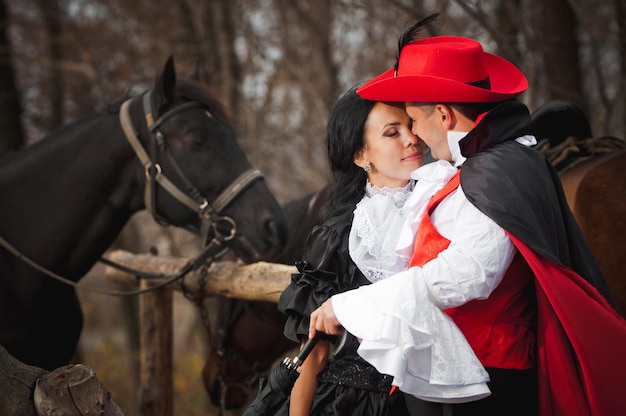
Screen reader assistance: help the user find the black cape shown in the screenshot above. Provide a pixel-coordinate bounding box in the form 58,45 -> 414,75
459,99 -> 616,305
458,99 -> 625,415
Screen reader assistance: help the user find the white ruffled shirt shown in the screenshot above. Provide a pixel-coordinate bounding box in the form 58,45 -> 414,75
344,160 -> 493,403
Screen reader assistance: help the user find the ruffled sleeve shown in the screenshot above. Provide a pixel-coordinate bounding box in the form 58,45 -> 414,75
331,267 -> 491,403
278,214 -> 369,343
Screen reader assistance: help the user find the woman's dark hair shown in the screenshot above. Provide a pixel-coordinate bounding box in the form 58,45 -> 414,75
325,85 -> 376,218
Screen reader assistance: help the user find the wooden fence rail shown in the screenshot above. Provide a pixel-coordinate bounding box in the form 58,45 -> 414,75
105,250 -> 296,302
104,249 -> 296,416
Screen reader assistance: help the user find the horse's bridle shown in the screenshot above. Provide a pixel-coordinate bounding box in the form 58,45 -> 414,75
0,90 -> 267,296
119,91 -> 264,254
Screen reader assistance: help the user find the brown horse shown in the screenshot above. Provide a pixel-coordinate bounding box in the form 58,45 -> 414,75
559,148 -> 626,313
203,101 -> 626,411
532,100 -> 626,313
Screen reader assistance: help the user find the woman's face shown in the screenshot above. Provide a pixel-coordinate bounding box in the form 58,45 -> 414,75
355,102 -> 425,189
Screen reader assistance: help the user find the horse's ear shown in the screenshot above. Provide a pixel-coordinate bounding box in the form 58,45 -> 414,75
189,59 -> 201,82
153,55 -> 177,111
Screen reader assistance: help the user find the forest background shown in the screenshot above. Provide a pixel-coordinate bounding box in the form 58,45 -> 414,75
0,0 -> 625,415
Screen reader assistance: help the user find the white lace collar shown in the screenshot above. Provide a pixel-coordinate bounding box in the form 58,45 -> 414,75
364,181 -> 414,207
350,161 -> 458,283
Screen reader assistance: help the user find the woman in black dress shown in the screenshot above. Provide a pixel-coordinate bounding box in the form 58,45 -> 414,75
276,85 -> 428,415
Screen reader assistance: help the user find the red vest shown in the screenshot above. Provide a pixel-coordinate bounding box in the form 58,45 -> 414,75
409,171 -> 536,369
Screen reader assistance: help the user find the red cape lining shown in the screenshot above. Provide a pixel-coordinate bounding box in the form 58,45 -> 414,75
507,232 -> 626,416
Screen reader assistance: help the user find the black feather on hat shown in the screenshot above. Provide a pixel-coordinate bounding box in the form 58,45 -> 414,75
394,13 -> 440,76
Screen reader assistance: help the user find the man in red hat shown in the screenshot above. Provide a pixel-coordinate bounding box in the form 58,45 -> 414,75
310,35 -> 626,415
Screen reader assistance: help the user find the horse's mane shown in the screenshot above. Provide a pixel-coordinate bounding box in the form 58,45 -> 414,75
104,78 -> 233,129
176,79 -> 233,128
0,78 -> 234,166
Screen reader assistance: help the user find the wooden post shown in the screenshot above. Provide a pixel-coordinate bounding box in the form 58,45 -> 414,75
137,280 -> 173,416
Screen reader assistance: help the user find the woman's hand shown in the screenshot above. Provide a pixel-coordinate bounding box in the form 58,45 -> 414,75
309,298 -> 344,339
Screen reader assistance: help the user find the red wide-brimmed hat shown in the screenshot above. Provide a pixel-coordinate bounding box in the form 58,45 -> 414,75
357,36 -> 528,103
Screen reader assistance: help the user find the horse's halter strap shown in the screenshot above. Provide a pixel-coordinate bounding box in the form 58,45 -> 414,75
119,91 -> 264,241
0,90 -> 266,297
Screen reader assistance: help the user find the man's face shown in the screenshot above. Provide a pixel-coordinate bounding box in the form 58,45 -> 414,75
405,103 -> 452,162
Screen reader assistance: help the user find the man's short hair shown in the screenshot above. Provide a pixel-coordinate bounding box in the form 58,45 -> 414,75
410,102 -> 501,122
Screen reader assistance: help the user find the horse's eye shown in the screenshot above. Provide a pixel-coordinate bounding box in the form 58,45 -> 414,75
185,133 -> 205,148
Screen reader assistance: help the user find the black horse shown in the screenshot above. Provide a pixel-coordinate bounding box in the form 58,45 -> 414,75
0,57 -> 287,371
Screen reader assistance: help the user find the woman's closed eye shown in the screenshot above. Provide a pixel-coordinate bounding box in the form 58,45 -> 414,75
383,127 -> 400,138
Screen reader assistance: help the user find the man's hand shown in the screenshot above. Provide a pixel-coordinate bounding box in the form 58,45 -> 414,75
309,298 -> 343,339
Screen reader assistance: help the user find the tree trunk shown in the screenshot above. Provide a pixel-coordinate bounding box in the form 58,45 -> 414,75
614,0 -> 626,139
0,345 -> 46,416
0,0 -> 25,156
494,0 -> 523,68
0,345 -> 125,415
533,0 -> 586,112
37,0 -> 64,130
197,0 -> 242,121
34,364 -> 125,416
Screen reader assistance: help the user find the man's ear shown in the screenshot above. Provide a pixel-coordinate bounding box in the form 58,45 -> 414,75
437,104 -> 456,129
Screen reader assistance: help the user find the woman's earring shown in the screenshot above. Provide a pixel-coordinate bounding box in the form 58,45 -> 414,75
363,164 -> 372,173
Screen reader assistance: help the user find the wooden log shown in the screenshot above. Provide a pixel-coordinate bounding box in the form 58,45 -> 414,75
0,345 -> 47,416
105,250 -> 296,303
34,364 -> 124,416
137,281 -> 173,416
